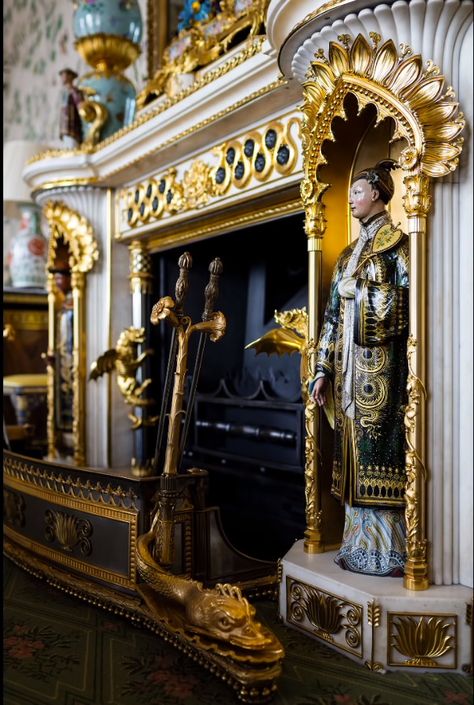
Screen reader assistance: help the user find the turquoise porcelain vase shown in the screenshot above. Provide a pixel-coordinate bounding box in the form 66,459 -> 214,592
73,0 -> 143,141
73,0 -> 142,45
79,71 -> 137,139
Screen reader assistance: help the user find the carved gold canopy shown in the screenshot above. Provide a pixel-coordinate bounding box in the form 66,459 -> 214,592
45,201 -> 99,275
300,32 -> 464,229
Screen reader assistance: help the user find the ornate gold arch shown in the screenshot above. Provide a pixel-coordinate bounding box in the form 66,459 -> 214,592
299,33 -> 465,591
44,201 -> 99,466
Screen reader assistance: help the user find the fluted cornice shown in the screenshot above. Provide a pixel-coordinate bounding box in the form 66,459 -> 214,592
267,0 -> 473,82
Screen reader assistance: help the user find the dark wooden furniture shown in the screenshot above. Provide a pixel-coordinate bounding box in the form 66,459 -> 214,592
3,288 -> 48,455
3,288 -> 48,376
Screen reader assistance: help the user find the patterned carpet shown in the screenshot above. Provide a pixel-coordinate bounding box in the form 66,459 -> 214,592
3,557 -> 473,705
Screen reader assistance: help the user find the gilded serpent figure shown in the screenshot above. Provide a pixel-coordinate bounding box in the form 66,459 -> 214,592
136,525 -> 275,650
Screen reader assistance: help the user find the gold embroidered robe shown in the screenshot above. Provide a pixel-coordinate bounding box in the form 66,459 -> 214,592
315,214 -> 409,508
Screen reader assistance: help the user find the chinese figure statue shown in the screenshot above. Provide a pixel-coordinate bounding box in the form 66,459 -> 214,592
50,242 -> 74,456
59,68 -> 84,148
311,159 -> 409,577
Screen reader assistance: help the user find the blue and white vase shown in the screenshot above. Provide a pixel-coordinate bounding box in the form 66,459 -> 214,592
8,204 -> 48,289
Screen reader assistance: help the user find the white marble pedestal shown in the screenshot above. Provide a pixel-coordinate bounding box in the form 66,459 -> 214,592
279,540 -> 472,675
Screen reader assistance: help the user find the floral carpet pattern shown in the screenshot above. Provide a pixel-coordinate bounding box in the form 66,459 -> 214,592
3,557 -> 473,705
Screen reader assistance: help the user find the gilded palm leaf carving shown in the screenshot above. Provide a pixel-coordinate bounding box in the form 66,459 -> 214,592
44,509 -> 93,556
300,32 -> 464,200
303,591 -> 344,635
288,580 -> 362,651
44,201 -> 99,274
391,615 -> 455,666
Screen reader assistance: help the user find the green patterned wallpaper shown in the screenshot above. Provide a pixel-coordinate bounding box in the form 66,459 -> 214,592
3,0 -> 148,286
3,0 -> 147,145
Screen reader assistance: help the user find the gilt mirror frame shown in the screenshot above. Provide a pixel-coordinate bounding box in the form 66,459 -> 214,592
44,201 -> 99,466
146,0 -> 171,77
299,33 -> 464,591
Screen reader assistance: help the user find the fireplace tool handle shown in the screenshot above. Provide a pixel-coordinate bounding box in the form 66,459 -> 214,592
179,257 -> 223,458
152,252 -> 192,471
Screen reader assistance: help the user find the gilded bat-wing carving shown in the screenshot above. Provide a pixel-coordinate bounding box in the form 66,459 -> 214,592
89,349 -> 117,379
245,327 -> 305,356
245,308 -> 308,357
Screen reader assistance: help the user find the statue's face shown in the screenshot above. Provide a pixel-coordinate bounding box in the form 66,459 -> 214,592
54,272 -> 71,295
349,178 -> 379,220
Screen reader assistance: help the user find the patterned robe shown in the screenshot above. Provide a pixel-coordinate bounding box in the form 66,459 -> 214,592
55,294 -> 74,434
315,211 -> 409,576
59,86 -> 84,145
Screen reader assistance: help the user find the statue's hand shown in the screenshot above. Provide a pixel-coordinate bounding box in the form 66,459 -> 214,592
313,376 -> 328,407
338,276 -> 356,299
41,351 -> 55,367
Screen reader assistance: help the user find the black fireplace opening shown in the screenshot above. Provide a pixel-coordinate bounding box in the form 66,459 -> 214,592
150,211 -> 308,561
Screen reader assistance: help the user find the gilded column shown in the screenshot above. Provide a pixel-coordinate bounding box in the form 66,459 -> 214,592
129,239 -> 156,475
72,270 -> 86,466
45,273 -> 58,459
402,172 -> 431,591
303,196 -> 326,553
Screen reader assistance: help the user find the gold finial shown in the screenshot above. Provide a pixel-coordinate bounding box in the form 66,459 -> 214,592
399,43 -> 413,58
369,31 -> 381,48
445,85 -> 455,99
337,34 -> 351,49
203,257 -> 223,322
314,47 -> 327,62
175,252 -> 193,313
425,59 -> 440,76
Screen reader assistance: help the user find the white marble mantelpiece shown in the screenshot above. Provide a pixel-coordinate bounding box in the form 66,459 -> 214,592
19,2 -> 472,613
23,39 -> 302,194
280,540 -> 472,674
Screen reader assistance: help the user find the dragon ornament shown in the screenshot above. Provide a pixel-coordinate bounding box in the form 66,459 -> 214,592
89,326 -> 158,429
136,521 -> 279,653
